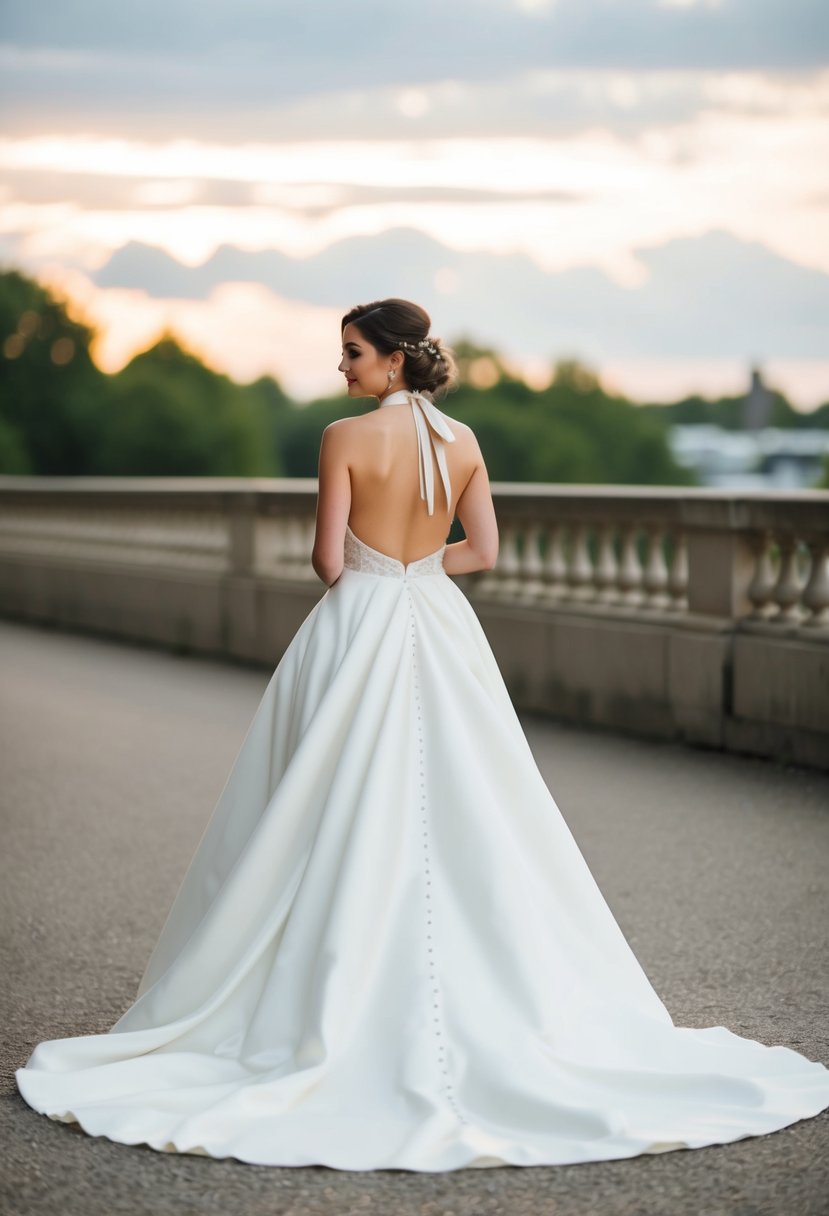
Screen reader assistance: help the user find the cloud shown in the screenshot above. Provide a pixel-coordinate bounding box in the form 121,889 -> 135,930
0,169 -> 584,213
3,89 -> 827,285
4,0 -> 826,68
2,3 -> 826,408
1,0 -> 827,143
34,263 -> 342,398
80,226 -> 829,363
22,222 -> 829,406
0,170 -> 257,210
2,42 -> 826,159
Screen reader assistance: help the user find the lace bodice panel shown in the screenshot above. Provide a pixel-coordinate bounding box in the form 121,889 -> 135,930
343,524 -> 446,579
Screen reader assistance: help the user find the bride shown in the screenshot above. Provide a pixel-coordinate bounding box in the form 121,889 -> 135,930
15,298 -> 829,1171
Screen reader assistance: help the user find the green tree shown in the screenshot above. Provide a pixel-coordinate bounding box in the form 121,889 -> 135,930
93,334 -> 274,476
537,361 -> 696,485
242,374 -> 292,475
0,265 -> 709,486
439,357 -> 693,486
0,267 -> 103,473
450,337 -> 512,390
808,401 -> 829,430
640,387 -> 829,432
0,414 -> 32,473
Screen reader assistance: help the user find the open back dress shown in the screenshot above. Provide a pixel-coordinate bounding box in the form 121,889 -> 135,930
16,389 -> 829,1170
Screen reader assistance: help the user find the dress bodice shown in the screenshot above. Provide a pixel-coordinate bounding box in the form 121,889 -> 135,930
343,524 -> 446,579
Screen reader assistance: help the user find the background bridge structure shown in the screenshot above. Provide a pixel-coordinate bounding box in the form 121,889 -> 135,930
0,476 -> 827,770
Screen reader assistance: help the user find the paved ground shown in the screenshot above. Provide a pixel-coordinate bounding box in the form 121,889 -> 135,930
1,617 -> 827,1216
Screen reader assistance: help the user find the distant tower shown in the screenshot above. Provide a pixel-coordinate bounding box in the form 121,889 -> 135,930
741,365 -> 773,431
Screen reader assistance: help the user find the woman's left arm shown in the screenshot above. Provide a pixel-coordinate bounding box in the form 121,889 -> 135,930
311,421 -> 352,587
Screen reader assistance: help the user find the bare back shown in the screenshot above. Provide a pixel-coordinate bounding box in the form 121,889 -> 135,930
341,404 -> 478,564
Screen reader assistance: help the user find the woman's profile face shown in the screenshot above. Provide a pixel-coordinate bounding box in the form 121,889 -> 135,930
339,322 -> 401,400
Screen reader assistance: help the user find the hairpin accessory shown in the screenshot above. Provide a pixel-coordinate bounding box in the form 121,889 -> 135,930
397,338 -> 442,361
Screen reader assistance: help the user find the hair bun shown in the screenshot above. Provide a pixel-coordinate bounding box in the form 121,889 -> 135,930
341,299 -> 458,399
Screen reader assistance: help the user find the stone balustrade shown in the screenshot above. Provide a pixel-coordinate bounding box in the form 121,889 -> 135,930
0,476 -> 827,770
478,485 -> 829,627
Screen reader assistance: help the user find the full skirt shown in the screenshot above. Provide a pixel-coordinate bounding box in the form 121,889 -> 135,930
15,562 -> 829,1170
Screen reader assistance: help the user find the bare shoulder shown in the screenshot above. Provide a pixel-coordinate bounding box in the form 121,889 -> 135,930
320,416 -> 361,450
320,415 -> 380,474
322,417 -> 356,436
324,413 -> 383,439
441,415 -> 482,457
323,408 -> 479,460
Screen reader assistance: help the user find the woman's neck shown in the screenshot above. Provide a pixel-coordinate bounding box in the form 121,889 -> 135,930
377,384 -> 412,406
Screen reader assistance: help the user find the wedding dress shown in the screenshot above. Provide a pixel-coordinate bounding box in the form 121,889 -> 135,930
16,390 -> 829,1171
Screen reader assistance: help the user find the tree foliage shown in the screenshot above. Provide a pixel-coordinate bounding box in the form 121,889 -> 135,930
93,334 -> 274,476
0,271 -> 285,476
2,266 -> 825,487
639,390 -> 829,431
0,268 -> 102,474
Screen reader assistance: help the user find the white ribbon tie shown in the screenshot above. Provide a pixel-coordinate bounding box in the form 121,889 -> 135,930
379,390 -> 456,515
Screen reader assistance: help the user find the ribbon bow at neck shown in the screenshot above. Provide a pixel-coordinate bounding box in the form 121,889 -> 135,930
379,389 -> 456,516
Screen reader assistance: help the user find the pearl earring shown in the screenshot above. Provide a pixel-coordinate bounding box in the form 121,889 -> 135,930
388,368 -> 397,383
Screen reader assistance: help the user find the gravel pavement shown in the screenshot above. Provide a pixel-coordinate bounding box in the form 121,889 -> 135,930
1,618 -> 827,1216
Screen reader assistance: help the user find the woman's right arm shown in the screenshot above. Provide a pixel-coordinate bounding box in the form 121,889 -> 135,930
442,432 -> 499,576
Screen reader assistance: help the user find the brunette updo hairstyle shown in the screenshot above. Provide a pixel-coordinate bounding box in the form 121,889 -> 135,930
341,298 -> 458,400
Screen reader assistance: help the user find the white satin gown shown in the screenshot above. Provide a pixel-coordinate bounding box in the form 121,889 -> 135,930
15,390 -> 829,1171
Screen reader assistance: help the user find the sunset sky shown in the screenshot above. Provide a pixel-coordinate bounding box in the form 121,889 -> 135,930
1,0 -> 828,406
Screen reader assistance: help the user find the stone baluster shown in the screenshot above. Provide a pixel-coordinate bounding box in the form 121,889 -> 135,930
494,521 -> 525,600
285,515 -> 310,580
617,522 -> 644,608
747,529 -> 777,620
642,525 -> 671,611
539,521 -> 568,605
800,534 -> 829,627
269,515 -> 293,578
258,517 -> 276,577
228,499 -> 254,577
566,522 -> 594,603
594,522 -> 619,606
769,532 -> 805,622
516,521 -> 547,601
666,530 -> 688,612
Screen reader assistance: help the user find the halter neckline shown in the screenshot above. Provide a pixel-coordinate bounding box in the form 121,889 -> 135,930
377,390 -> 456,516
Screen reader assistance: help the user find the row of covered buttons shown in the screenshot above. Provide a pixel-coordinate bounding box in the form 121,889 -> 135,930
407,583 -> 468,1127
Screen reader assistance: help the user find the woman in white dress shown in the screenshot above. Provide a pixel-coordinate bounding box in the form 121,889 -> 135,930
15,298 -> 829,1171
